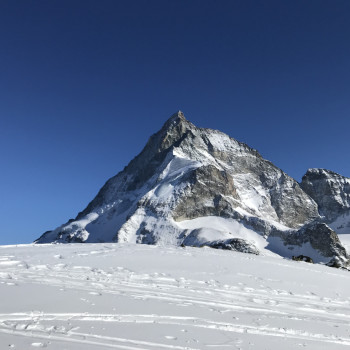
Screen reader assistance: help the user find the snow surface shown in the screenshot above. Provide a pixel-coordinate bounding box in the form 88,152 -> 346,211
1,243 -> 350,349
329,212 -> 350,235
176,217 -> 271,253
329,212 -> 350,253
338,234 -> 350,254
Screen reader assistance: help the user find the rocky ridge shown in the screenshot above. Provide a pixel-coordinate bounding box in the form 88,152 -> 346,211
36,112 -> 349,267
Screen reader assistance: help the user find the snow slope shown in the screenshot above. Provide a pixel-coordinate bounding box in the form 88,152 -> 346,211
1,243 -> 350,349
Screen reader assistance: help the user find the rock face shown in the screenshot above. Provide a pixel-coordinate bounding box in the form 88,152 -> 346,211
205,238 -> 260,255
272,223 -> 348,262
301,169 -> 350,235
35,112 -> 349,266
301,169 -> 350,222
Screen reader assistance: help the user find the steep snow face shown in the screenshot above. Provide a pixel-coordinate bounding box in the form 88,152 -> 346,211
301,169 -> 350,235
36,112 -> 348,264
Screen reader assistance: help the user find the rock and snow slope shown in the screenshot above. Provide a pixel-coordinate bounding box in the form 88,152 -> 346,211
1,243 -> 350,350
36,112 -> 349,265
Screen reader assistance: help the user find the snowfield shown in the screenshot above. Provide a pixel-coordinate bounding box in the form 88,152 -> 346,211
0,244 -> 350,349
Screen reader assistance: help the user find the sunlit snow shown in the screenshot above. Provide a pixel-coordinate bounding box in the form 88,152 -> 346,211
0,243 -> 350,349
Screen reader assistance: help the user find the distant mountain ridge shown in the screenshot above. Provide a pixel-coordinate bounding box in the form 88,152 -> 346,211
36,112 -> 349,267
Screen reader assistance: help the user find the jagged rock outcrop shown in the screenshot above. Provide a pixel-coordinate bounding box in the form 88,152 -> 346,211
292,255 -> 314,263
301,169 -> 350,221
268,222 -> 348,265
35,111 -> 349,266
301,169 -> 350,235
205,238 -> 260,255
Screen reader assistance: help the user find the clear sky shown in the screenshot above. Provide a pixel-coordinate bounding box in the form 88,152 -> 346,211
1,0 -> 350,245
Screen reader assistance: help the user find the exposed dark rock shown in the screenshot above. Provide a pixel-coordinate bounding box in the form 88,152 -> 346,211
292,255 -> 314,263
173,165 -> 239,221
204,238 -> 260,255
269,222 -> 349,264
326,257 -> 344,269
34,231 -> 52,243
136,222 -> 157,245
301,168 -> 350,222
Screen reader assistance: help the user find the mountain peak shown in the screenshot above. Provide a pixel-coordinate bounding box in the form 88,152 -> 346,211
162,110 -> 189,129
154,111 -> 195,153
169,110 -> 186,122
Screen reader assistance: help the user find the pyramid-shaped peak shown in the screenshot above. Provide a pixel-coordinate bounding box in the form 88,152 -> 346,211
168,110 -> 187,123
160,110 -> 194,133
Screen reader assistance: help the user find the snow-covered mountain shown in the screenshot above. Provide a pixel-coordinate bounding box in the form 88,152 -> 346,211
36,112 -> 349,266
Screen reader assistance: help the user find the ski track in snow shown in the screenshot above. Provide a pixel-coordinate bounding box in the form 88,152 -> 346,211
0,244 -> 350,349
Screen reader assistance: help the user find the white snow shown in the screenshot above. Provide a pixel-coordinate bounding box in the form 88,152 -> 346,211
0,243 -> 349,350
329,212 -> 350,235
206,132 -> 236,152
176,216 -> 271,253
266,237 -> 330,263
328,213 -> 350,254
338,234 -> 350,254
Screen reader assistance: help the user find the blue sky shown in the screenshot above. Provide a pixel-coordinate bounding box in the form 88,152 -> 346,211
1,0 -> 350,245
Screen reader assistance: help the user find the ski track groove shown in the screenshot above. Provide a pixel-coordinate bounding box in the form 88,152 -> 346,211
7,267 -> 350,324
1,246 -> 350,349
1,312 -> 350,347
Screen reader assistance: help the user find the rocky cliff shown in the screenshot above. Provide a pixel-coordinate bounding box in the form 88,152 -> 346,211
301,168 -> 350,235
